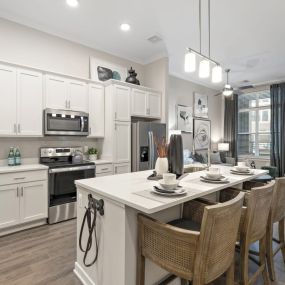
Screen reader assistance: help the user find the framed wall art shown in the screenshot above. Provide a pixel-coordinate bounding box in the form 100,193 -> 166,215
193,118 -> 211,150
177,104 -> 193,133
194,92 -> 208,118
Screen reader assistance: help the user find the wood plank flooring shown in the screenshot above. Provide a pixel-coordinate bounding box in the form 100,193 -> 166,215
0,219 -> 284,285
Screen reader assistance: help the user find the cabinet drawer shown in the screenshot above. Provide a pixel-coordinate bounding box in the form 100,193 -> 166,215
96,172 -> 113,178
0,170 -> 47,186
96,164 -> 113,174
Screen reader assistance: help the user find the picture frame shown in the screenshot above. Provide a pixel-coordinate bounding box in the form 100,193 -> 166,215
177,104 -> 193,133
194,92 -> 208,118
193,118 -> 211,150
89,57 -> 128,82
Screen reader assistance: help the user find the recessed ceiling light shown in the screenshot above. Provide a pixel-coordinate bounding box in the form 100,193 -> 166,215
120,23 -> 131,32
66,0 -> 79,8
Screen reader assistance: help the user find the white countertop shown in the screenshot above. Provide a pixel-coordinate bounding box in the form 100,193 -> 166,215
75,166 -> 268,214
0,164 -> 48,174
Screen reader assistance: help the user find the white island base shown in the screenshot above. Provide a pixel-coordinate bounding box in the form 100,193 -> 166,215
74,168 -> 267,285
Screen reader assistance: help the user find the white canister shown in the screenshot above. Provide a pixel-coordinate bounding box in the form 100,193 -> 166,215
155,157 -> 169,176
89,154 -> 98,161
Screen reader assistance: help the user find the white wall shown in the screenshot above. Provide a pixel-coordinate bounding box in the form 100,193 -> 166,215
168,75 -> 223,151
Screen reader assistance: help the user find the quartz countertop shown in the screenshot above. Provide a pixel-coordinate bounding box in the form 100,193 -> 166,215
75,166 -> 267,214
0,164 -> 48,174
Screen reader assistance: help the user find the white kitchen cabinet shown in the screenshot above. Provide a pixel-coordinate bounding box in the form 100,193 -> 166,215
131,89 -> 147,117
147,92 -> 161,118
68,79 -> 88,112
0,170 -> 48,234
45,74 -> 67,110
20,181 -> 48,223
0,64 -> 17,136
45,74 -> 88,112
113,85 -> 130,121
113,163 -> 131,175
89,84 -> 105,137
114,121 -> 131,163
17,69 -> 43,136
0,185 -> 20,229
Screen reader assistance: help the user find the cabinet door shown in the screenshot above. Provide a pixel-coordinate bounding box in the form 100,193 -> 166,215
147,92 -> 161,118
68,79 -> 88,112
113,85 -> 130,121
114,121 -> 131,163
0,185 -> 20,229
89,84 -> 105,137
113,163 -> 131,175
17,69 -> 43,136
131,89 -> 147,117
45,74 -> 68,110
20,181 -> 48,223
0,64 -> 17,136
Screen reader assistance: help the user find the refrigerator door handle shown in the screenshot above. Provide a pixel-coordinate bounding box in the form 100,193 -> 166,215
148,131 -> 155,169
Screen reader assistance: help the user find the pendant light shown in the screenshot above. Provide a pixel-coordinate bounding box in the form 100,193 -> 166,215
184,49 -> 196,72
212,65 -> 222,83
222,69 -> 234,96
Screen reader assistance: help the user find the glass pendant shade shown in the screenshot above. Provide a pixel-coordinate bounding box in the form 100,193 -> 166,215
184,51 -> 196,72
223,84 -> 234,96
199,59 -> 210,78
212,65 -> 222,83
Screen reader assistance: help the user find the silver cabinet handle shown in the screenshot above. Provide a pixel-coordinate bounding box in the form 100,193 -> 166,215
14,124 -> 17,133
18,124 -> 21,133
16,186 -> 19,197
21,187 -> 23,196
14,177 -> 26,180
101,168 -> 109,171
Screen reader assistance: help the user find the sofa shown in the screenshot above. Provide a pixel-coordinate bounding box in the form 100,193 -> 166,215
192,150 -> 235,166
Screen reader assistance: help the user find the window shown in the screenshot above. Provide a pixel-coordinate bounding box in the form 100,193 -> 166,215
237,89 -> 271,158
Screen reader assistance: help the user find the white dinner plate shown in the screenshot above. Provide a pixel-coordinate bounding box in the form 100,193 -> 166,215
200,177 -> 229,184
230,169 -> 254,175
200,175 -> 226,181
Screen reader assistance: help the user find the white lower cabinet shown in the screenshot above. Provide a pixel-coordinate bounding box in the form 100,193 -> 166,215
96,163 -> 113,177
114,121 -> 131,163
113,163 -> 131,175
0,170 -> 48,232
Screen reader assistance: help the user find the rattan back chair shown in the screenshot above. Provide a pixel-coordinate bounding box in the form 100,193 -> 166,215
137,192 -> 245,285
266,177 -> 285,280
220,181 -> 275,285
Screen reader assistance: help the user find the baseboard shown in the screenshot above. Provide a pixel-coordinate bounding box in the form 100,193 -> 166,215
74,262 -> 96,285
0,219 -> 47,237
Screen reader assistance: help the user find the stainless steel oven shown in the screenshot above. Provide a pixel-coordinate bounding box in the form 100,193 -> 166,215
44,108 -> 89,136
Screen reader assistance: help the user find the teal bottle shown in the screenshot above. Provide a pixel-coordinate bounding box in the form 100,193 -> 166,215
15,148 -> 21,166
8,147 -> 15,166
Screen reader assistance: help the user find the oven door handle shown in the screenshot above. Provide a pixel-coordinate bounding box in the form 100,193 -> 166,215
81,117 -> 85,132
49,165 -> 95,174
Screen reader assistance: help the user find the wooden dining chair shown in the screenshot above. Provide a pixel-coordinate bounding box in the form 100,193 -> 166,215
220,181 -> 275,285
266,177 -> 285,281
137,192 -> 245,285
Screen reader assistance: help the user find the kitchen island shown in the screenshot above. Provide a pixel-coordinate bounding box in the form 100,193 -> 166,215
74,166 -> 267,285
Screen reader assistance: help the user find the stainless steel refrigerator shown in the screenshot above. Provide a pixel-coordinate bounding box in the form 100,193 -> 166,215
131,121 -> 166,172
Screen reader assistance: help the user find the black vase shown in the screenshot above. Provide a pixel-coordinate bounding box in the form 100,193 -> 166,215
126,67 -> 140,85
167,134 -> 184,177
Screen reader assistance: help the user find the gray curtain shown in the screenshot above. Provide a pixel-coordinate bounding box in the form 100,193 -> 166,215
270,83 -> 285,177
224,94 -> 238,161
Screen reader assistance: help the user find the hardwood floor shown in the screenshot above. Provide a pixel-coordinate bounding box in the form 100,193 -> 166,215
0,220 -> 284,285
0,219 -> 81,285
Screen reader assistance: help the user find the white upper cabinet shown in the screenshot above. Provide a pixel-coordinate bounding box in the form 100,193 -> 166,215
17,69 -> 43,136
68,79 -> 88,112
89,83 -> 105,138
113,85 -> 130,121
45,74 -> 88,112
45,74 -> 67,110
131,89 -> 147,117
147,92 -> 161,118
0,64 -> 17,136
113,121 -> 131,163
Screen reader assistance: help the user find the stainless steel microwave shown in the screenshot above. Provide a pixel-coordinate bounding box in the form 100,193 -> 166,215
44,109 -> 89,136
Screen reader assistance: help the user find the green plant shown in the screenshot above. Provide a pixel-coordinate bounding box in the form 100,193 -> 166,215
87,147 -> 98,155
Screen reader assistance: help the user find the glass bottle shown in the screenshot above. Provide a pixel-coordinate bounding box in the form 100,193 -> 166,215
8,147 -> 15,166
15,148 -> 21,166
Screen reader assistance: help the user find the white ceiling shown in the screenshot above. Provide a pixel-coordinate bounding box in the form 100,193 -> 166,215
0,0 -> 284,89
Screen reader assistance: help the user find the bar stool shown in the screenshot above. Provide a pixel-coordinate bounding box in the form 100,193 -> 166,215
266,177 -> 285,281
220,181 -> 275,285
137,192 -> 245,285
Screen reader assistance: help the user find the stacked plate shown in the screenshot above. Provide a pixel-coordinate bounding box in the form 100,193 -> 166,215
200,174 -> 229,184
230,166 -> 254,175
152,179 -> 187,197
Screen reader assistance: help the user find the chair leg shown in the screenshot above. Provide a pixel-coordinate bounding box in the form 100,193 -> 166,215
240,242 -> 249,285
279,218 -> 285,262
226,261 -> 235,285
266,222 -> 276,281
137,252 -> 145,285
260,237 -> 270,285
